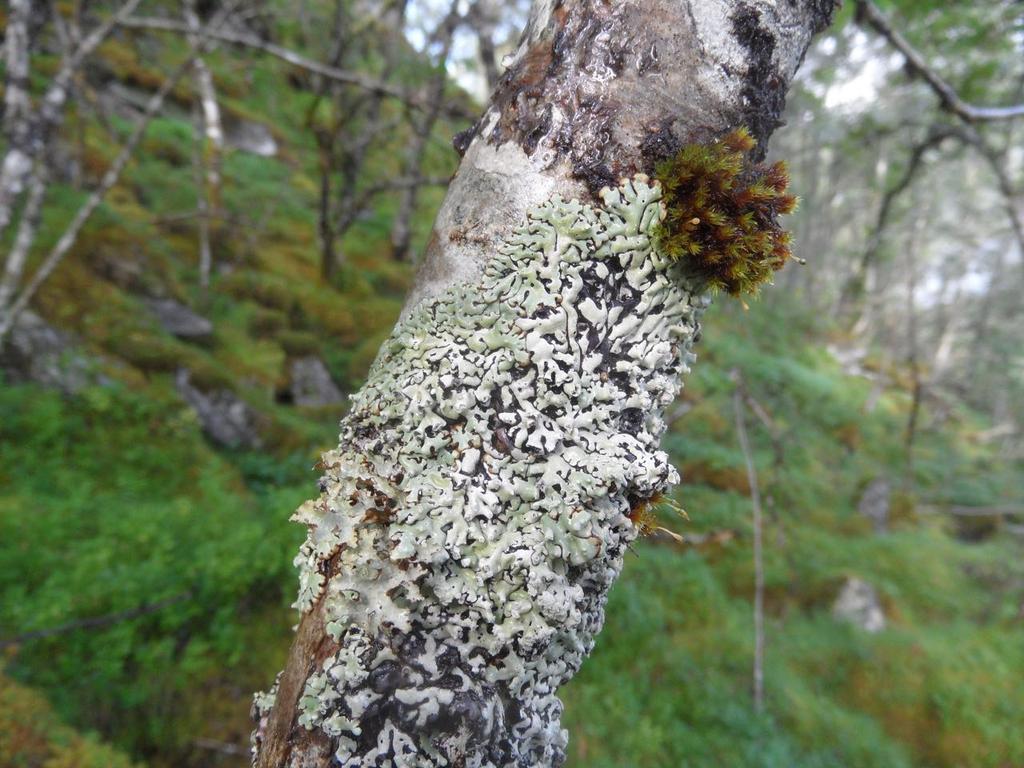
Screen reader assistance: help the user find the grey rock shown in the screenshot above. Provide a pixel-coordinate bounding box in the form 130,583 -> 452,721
146,298 -> 213,340
225,119 -> 278,157
832,577 -> 886,633
175,368 -> 262,449
92,250 -> 147,291
0,311 -> 91,393
288,356 -> 343,407
857,478 -> 891,534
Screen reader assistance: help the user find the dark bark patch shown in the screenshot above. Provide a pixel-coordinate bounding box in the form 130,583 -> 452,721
640,118 -> 684,171
807,0 -> 841,33
453,121 -> 478,157
731,4 -> 786,159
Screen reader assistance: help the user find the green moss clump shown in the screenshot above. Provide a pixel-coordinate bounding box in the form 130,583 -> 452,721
219,271 -> 299,312
654,127 -> 798,296
113,331 -> 189,373
277,330 -> 320,357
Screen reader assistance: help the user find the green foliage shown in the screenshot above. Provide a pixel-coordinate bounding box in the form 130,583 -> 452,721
0,672 -> 139,768
559,301 -> 1024,768
277,330 -> 321,357
654,128 -> 798,296
0,384 -> 307,760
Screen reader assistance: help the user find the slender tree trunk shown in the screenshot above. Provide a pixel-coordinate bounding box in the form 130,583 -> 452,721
903,190 -> 932,477
469,0 -> 502,95
324,1 -> 408,277
184,0 -> 224,294
0,0 -> 36,237
0,0 -> 144,239
252,2 -> 835,766
389,4 -> 459,263
733,375 -> 765,714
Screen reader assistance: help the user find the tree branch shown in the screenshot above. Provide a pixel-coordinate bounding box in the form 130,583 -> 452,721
0,591 -> 193,648
117,15 -> 478,121
855,0 -> 1024,123
840,125 -> 959,314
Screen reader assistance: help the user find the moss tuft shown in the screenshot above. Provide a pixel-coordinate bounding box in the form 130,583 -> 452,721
653,127 -> 797,296
248,307 -> 288,337
278,330 -> 320,357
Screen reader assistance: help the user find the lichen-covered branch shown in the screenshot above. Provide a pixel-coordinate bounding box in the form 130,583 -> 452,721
253,2 -> 835,766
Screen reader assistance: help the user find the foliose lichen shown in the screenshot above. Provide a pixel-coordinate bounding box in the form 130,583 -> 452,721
653,127 -> 797,296
255,176 -> 708,767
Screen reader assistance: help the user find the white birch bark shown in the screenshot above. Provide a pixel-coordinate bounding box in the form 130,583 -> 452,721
0,0 -> 35,235
252,2 -> 836,766
0,3 -> 234,345
0,0 -> 144,238
183,0 -> 224,292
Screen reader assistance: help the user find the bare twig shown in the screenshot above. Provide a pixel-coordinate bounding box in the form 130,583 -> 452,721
946,506 -> 1024,518
856,0 -> 1024,123
118,15 -> 477,120
0,591 -> 193,647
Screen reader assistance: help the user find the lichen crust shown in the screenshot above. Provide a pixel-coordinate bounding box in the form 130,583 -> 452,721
255,177 -> 709,767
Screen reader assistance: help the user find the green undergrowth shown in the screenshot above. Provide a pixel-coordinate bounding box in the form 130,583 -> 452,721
561,301 -> 1024,768
0,671 -> 139,768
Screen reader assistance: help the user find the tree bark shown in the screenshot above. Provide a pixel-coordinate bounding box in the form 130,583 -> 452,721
252,2 -> 835,766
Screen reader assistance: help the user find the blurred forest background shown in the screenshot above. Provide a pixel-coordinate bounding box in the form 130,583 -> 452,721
1,1 -> 1023,766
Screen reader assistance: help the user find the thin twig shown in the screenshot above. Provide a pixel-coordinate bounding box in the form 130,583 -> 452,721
0,591 -> 193,647
856,0 -> 1024,122
118,15 -> 478,120
946,506 -> 1024,517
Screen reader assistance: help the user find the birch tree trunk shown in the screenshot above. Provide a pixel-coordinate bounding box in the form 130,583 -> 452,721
252,2 -> 835,766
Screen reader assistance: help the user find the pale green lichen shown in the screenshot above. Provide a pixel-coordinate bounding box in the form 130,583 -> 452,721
255,176 -> 708,767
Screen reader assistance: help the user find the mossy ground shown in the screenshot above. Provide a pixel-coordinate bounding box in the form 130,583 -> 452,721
2,11 -> 1023,768
560,302 -> 1024,768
